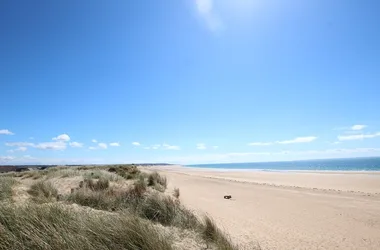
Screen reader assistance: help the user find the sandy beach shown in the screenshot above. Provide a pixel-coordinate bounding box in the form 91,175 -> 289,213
152,165 -> 380,250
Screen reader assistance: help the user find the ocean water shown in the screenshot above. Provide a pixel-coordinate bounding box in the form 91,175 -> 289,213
187,157 -> 380,171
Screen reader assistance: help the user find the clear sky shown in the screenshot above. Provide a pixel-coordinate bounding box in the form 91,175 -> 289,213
1,0 -> 380,165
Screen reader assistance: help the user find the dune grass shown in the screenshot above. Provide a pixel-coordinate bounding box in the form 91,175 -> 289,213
1,167 -> 241,249
27,181 -> 59,203
147,171 -> 167,192
0,203 -> 172,250
0,177 -> 17,201
202,215 -> 239,250
83,170 -> 124,182
173,188 -> 180,199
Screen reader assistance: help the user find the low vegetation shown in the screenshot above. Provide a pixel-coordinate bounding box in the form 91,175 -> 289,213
202,216 -> 238,250
0,177 -> 16,201
173,187 -> 180,198
27,181 -> 59,203
0,203 -> 172,250
147,171 -> 167,192
0,165 -> 240,250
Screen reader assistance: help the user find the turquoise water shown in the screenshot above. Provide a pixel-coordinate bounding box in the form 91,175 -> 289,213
187,157 -> 380,171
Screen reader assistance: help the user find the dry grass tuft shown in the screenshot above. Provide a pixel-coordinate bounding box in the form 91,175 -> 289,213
0,203 -> 172,250
147,171 -> 167,192
173,188 -> 180,199
202,216 -> 239,250
82,178 -> 110,191
0,177 -> 17,201
27,181 -> 58,203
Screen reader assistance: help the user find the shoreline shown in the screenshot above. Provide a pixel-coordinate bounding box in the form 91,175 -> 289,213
181,166 -> 380,174
152,164 -> 380,175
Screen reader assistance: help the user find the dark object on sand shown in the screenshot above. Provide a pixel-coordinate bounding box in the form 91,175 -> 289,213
224,195 -> 232,199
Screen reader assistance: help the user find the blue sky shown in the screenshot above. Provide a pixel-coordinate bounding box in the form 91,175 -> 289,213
1,0 -> 380,165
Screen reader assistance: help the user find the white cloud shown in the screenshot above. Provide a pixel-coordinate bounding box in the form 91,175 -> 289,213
195,0 -> 222,31
248,142 -> 273,146
0,156 -> 15,162
52,134 -> 70,142
110,142 -> 120,147
351,125 -> 367,131
156,147 -> 380,165
138,143 -> 179,150
16,147 -> 27,152
89,146 -> 97,150
196,143 -> 207,150
132,142 -> 140,146
34,141 -> 66,150
70,142 -> 83,148
276,136 -> 317,144
338,132 -> 380,141
98,143 -> 108,149
5,142 -> 34,147
0,129 -> 14,135
92,139 -> 97,143
248,136 -> 317,146
213,146 -> 219,149
163,143 -> 180,150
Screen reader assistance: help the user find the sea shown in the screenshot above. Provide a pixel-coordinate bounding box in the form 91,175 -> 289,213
186,157 -> 380,171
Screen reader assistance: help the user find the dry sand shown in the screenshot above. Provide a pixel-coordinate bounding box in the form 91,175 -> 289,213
151,165 -> 380,250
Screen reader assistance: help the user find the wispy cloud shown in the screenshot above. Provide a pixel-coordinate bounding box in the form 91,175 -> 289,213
98,143 -> 108,149
132,142 -> 140,146
0,156 -> 15,163
277,136 -> 317,144
157,148 -> 380,165
110,142 -> 120,147
89,146 -> 97,150
248,142 -> 273,146
142,143 -> 180,150
34,141 -> 67,150
92,139 -> 97,143
196,143 -> 207,150
351,124 -> 367,131
338,132 -> 380,141
163,143 -> 180,150
213,146 -> 219,149
194,0 -> 222,31
0,129 -> 14,135
16,147 -> 27,152
70,142 -> 83,148
249,136 -> 317,146
52,134 -> 70,142
5,142 -> 34,147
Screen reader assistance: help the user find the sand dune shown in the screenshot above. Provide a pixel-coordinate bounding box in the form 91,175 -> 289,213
153,166 -> 380,250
